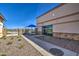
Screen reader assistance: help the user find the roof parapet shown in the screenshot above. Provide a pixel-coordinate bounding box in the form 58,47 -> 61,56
36,3 -> 65,19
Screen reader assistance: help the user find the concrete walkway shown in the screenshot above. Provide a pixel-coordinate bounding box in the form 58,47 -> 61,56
22,35 -> 53,56
24,35 -> 78,56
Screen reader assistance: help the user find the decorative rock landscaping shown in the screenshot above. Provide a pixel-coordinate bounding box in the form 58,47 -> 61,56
0,36 -> 42,56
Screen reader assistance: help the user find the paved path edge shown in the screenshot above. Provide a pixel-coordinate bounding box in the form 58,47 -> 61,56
21,35 -> 53,56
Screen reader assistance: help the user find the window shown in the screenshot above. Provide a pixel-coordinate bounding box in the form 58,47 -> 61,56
42,25 -> 53,36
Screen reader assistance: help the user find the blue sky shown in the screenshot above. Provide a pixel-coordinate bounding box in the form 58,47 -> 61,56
0,3 -> 59,29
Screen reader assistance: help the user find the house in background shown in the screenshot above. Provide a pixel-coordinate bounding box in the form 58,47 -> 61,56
0,14 -> 5,38
37,3 -> 79,40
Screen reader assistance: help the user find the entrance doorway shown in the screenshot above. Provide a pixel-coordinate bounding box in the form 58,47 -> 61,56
42,25 -> 53,36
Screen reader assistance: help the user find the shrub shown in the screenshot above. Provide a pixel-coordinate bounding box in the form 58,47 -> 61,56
3,37 -> 6,40
18,44 -> 24,49
6,42 -> 12,45
18,39 -> 21,41
11,37 -> 14,40
0,36 -> 6,40
17,36 -> 19,38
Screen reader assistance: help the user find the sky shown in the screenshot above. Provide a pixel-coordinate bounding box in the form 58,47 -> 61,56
0,3 -> 59,29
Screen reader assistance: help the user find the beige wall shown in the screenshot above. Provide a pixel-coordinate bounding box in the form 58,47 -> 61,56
37,21 -> 79,34
37,3 -> 79,23
0,21 -> 3,37
37,3 -> 79,40
53,21 -> 79,33
37,26 -> 42,34
37,3 -> 79,34
37,13 -> 79,26
37,13 -> 79,33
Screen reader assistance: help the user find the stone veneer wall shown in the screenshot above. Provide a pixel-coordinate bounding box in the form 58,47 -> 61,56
53,32 -> 79,40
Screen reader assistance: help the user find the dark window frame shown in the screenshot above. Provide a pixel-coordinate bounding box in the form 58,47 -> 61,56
42,24 -> 53,36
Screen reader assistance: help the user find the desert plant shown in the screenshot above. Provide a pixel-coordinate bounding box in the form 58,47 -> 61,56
0,36 -> 6,40
18,39 -> 21,41
10,37 -> 14,40
18,44 -> 25,49
6,42 -> 13,45
17,36 -> 19,38
3,37 -> 6,40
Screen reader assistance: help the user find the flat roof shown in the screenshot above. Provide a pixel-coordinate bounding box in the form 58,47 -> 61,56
36,3 -> 65,19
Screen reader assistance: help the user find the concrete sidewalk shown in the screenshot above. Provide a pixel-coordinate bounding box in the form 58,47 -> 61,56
24,35 -> 78,56
22,35 -> 53,56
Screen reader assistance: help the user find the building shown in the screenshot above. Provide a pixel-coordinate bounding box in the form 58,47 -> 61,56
37,3 -> 79,40
0,14 -> 4,38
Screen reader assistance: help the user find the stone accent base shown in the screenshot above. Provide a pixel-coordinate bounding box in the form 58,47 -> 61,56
53,32 -> 79,40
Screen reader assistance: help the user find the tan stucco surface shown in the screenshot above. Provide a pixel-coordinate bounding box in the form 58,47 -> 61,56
37,3 -> 79,34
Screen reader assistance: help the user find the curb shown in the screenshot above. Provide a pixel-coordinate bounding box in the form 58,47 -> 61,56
21,35 -> 53,56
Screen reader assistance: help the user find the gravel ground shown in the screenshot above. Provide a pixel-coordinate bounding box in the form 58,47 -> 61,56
0,36 -> 42,56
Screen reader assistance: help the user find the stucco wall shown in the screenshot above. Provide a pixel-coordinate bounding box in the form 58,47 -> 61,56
37,3 -> 79,40
53,21 -> 79,33
37,13 -> 79,26
0,22 -> 3,37
37,26 -> 42,34
37,3 -> 79,23
37,3 -> 79,34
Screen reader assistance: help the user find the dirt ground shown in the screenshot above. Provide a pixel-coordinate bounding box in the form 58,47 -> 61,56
0,36 -> 42,56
